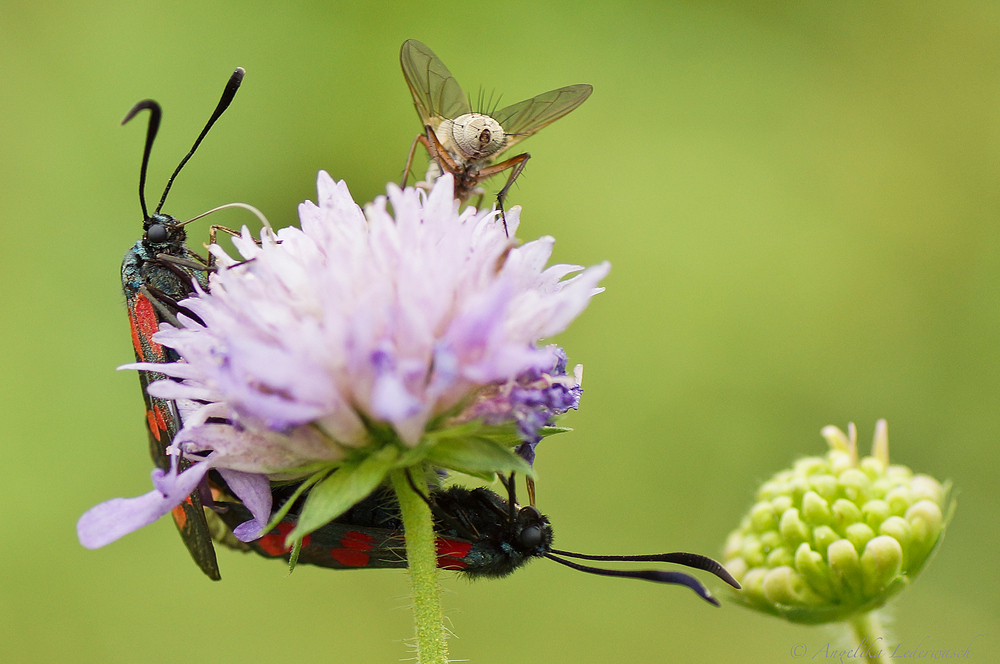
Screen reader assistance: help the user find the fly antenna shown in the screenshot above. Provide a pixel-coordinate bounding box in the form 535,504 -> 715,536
544,553 -> 722,606
154,67 -> 245,215
548,549 -> 740,588
121,99 -> 162,221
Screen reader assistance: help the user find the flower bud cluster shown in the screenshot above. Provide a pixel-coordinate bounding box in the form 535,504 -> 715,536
722,420 -> 950,624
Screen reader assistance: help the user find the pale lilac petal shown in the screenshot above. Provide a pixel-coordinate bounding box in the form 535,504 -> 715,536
118,362 -> 201,380
77,461 -> 212,549
371,371 -> 423,422
533,261 -> 611,338
177,424 -> 340,473
175,399 -> 230,429
217,468 -> 272,542
145,380 -> 216,402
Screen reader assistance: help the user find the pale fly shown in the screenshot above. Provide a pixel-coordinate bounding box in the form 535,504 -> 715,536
400,39 -> 592,232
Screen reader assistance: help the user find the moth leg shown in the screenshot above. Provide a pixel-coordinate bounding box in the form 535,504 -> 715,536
497,472 -> 519,525
207,224 -> 263,269
150,252 -> 207,285
140,284 -> 206,327
208,224 -> 243,243
404,469 -> 480,541
155,254 -> 213,273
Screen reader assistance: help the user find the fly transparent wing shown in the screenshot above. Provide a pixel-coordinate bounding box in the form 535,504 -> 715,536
400,39 -> 471,129
495,84 -> 593,152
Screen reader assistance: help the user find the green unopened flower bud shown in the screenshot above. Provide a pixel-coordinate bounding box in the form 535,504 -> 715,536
860,536 -> 903,596
779,508 -> 810,544
812,525 -> 840,555
795,543 -> 833,597
722,420 -> 953,624
832,498 -> 862,529
762,566 -> 825,606
845,522 -> 875,552
802,491 -> 832,524
828,538 -> 863,597
861,500 -> 891,530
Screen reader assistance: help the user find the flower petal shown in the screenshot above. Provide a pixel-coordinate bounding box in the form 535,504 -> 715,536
77,461 -> 212,549
217,468 -> 272,542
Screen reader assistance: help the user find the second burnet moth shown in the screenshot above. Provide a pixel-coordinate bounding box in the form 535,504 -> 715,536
216,472 -> 740,605
120,68 -> 245,580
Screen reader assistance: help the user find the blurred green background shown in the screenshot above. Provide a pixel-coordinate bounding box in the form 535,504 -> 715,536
1,1 -> 996,661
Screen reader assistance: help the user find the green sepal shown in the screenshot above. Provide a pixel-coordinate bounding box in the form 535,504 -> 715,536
286,446 -> 399,544
472,423 -> 573,447
424,420 -> 573,448
425,435 -> 534,478
287,536 -> 303,574
262,467 -> 332,534
726,575 -> 911,624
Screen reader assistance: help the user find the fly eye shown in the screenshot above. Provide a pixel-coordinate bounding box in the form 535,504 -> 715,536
520,525 -> 543,549
146,223 -> 169,243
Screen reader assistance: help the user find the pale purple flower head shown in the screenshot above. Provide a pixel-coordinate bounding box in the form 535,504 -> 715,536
78,172 -> 609,549
455,346 -> 584,465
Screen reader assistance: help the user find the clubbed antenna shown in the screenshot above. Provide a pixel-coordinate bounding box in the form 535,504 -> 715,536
122,68 -> 245,221
121,99 -> 162,221
155,67 -> 245,215
544,548 -> 740,606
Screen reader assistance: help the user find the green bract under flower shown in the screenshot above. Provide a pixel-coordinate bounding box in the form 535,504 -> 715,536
722,420 -> 952,624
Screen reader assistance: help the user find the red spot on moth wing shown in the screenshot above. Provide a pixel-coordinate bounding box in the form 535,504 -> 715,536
153,404 -> 170,434
330,548 -> 371,567
257,522 -> 312,556
129,294 -> 166,362
341,531 -> 376,551
435,538 -> 472,558
147,409 -> 162,442
172,503 -> 189,530
145,404 -> 172,442
435,538 -> 472,569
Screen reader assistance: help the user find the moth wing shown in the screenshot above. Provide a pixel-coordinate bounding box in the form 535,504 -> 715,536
400,39 -> 470,130
126,287 -> 221,580
495,84 -> 593,153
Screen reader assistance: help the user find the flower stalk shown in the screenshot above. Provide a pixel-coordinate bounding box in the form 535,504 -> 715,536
849,611 -> 884,664
392,468 -> 449,664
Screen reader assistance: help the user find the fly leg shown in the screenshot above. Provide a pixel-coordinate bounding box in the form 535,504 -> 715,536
401,133 -> 425,187
421,124 -> 459,174
475,152 -> 530,236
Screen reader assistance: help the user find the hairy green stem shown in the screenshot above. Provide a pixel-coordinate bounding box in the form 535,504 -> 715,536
849,612 -> 884,663
392,469 -> 449,664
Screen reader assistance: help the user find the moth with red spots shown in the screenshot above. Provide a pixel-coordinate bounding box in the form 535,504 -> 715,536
218,478 -> 741,605
120,68 -> 245,580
